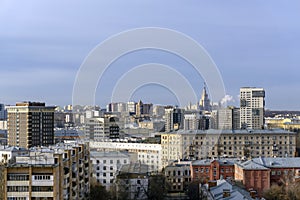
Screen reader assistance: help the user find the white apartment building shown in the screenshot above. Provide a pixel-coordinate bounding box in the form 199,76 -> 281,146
90,141 -> 162,172
184,112 -> 200,130
240,87 -> 265,129
90,151 -> 130,190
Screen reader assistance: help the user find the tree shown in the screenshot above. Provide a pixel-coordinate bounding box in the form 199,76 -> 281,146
145,174 -> 169,200
89,178 -> 112,200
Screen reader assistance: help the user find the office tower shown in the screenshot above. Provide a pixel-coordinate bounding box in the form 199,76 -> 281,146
7,102 -> 55,148
199,85 -> 211,112
240,87 -> 265,129
218,106 -> 240,129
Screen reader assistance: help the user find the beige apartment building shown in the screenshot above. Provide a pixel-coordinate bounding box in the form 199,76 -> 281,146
161,129 -> 296,167
2,141 -> 90,200
7,102 -> 55,149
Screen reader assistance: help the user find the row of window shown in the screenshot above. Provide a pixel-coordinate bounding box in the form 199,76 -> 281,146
33,175 -> 52,180
96,159 -> 127,164
7,186 -> 29,192
7,174 -> 29,181
7,198 -> 27,200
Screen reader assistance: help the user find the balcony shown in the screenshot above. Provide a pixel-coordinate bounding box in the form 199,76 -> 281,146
32,180 -> 54,186
31,192 -> 54,198
7,181 -> 30,186
7,192 -> 29,198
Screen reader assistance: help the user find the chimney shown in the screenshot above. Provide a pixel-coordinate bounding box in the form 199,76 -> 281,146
223,189 -> 230,198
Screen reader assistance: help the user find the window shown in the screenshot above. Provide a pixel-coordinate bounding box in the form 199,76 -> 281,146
277,171 -> 281,175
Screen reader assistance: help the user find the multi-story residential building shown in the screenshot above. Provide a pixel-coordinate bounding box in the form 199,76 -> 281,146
164,106 -> 184,132
235,157 -> 300,197
164,161 -> 191,193
116,162 -> 149,200
127,102 -> 137,114
191,159 -> 235,183
184,111 -> 201,131
90,141 -> 162,172
2,141 -> 90,200
85,117 -> 119,140
240,87 -> 265,129
135,100 -> 153,117
161,129 -> 297,167
90,151 -> 130,190
217,107 -> 240,130
152,105 -> 165,118
7,102 -> 55,148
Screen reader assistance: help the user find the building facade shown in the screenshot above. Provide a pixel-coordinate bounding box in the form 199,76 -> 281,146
7,102 -> 55,148
161,129 -> 297,167
191,159 -> 235,183
90,151 -> 130,190
116,163 -> 149,200
90,141 -> 162,172
2,141 -> 90,200
164,161 -> 191,193
85,117 -> 120,140
240,87 -> 265,129
217,107 -> 240,130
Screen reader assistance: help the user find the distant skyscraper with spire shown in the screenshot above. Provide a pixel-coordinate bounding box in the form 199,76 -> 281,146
199,83 -> 211,111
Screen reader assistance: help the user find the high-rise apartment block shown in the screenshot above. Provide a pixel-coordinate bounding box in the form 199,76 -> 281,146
240,87 -> 265,129
7,102 -> 55,149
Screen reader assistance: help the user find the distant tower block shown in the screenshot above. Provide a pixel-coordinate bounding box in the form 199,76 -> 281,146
240,87 -> 265,129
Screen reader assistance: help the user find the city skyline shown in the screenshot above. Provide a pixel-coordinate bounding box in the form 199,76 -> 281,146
1,1 -> 300,110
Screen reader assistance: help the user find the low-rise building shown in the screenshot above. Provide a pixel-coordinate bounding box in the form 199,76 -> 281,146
164,161 -> 191,193
191,159 -> 235,183
235,157 -> 300,197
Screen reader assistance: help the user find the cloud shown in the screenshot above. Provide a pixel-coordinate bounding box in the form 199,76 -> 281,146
220,94 -> 235,106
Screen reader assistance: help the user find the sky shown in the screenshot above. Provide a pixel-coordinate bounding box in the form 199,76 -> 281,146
0,1 -> 300,110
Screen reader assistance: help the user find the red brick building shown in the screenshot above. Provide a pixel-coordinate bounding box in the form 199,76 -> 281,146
235,157 -> 300,197
191,159 -> 235,183
235,160 -> 270,196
